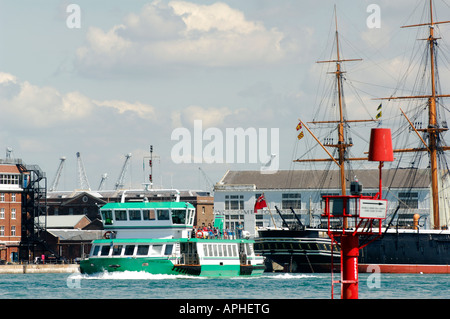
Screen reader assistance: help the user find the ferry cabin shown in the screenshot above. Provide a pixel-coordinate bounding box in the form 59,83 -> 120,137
99,202 -> 196,239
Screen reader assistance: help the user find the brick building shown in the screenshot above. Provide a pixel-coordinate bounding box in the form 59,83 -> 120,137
0,162 -> 28,263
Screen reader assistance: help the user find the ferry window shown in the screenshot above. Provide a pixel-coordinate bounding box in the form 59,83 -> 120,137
150,245 -> 162,255
92,245 -> 100,256
227,245 -> 232,257
157,210 -> 169,220
203,245 -> 208,256
223,245 -> 228,257
102,210 -> 113,225
164,244 -> 173,255
232,245 -> 237,257
213,244 -> 218,257
124,245 -> 135,256
143,209 -> 155,220
218,244 -> 223,257
100,246 -> 110,256
189,209 -> 195,225
137,245 -> 149,256
208,245 -> 213,256
129,210 -> 141,221
172,210 -> 186,224
246,243 -> 253,255
115,210 -> 127,221
112,245 -> 123,256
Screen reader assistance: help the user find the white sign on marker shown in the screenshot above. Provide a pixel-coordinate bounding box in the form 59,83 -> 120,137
359,199 -> 387,219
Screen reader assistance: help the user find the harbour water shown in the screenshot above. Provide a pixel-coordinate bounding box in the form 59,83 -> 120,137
0,272 -> 447,299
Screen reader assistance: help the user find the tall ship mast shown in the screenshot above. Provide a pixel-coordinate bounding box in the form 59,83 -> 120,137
377,0 -> 450,230
294,8 -> 376,197
255,1 -> 450,274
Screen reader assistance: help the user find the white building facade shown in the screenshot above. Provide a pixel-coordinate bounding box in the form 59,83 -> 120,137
213,169 -> 433,238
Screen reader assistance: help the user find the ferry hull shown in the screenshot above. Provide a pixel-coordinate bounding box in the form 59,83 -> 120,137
80,257 -> 178,275
80,237 -> 265,277
80,258 -> 264,277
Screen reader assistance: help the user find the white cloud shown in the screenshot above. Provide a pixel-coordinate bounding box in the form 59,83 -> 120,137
0,72 -> 157,127
76,1 -> 289,74
0,73 -> 94,127
173,105 -> 237,128
93,99 -> 156,119
170,1 -> 263,34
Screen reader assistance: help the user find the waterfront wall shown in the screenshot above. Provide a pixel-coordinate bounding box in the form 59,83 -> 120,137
0,264 -> 80,274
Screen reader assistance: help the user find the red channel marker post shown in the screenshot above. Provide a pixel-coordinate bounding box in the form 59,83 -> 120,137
326,128 -> 393,299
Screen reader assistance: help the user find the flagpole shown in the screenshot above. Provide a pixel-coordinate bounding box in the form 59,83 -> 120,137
267,203 -> 277,230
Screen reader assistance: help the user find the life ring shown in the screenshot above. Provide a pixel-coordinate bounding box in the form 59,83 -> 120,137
103,231 -> 112,239
196,230 -> 203,238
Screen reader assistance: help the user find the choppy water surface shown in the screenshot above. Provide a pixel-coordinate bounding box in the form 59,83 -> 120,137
0,271 -> 448,299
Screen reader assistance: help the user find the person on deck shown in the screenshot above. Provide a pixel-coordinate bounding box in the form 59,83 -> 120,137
237,222 -> 243,239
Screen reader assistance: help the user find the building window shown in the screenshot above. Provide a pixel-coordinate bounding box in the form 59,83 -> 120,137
0,208 -> 4,219
11,193 -> 16,202
398,192 -> 418,209
11,209 -> 16,219
11,226 -> 16,236
225,195 -> 244,210
0,226 -> 4,236
0,174 -> 19,185
0,193 -> 4,202
282,193 -> 301,210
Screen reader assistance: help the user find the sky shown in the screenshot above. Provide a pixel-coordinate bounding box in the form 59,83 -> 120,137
0,0 -> 449,192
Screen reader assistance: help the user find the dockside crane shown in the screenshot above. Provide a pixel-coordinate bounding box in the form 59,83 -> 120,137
198,167 -> 214,193
76,152 -> 91,191
49,156 -> 66,192
98,173 -> 108,191
115,153 -> 132,190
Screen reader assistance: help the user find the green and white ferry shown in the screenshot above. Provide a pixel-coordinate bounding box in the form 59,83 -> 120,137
80,201 -> 265,277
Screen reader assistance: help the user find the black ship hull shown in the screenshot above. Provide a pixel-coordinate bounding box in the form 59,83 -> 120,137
254,228 -> 340,273
358,229 -> 450,273
256,228 -> 450,273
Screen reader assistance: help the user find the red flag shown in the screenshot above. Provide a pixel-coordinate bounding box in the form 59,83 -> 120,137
254,194 -> 267,213
296,121 -> 302,131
